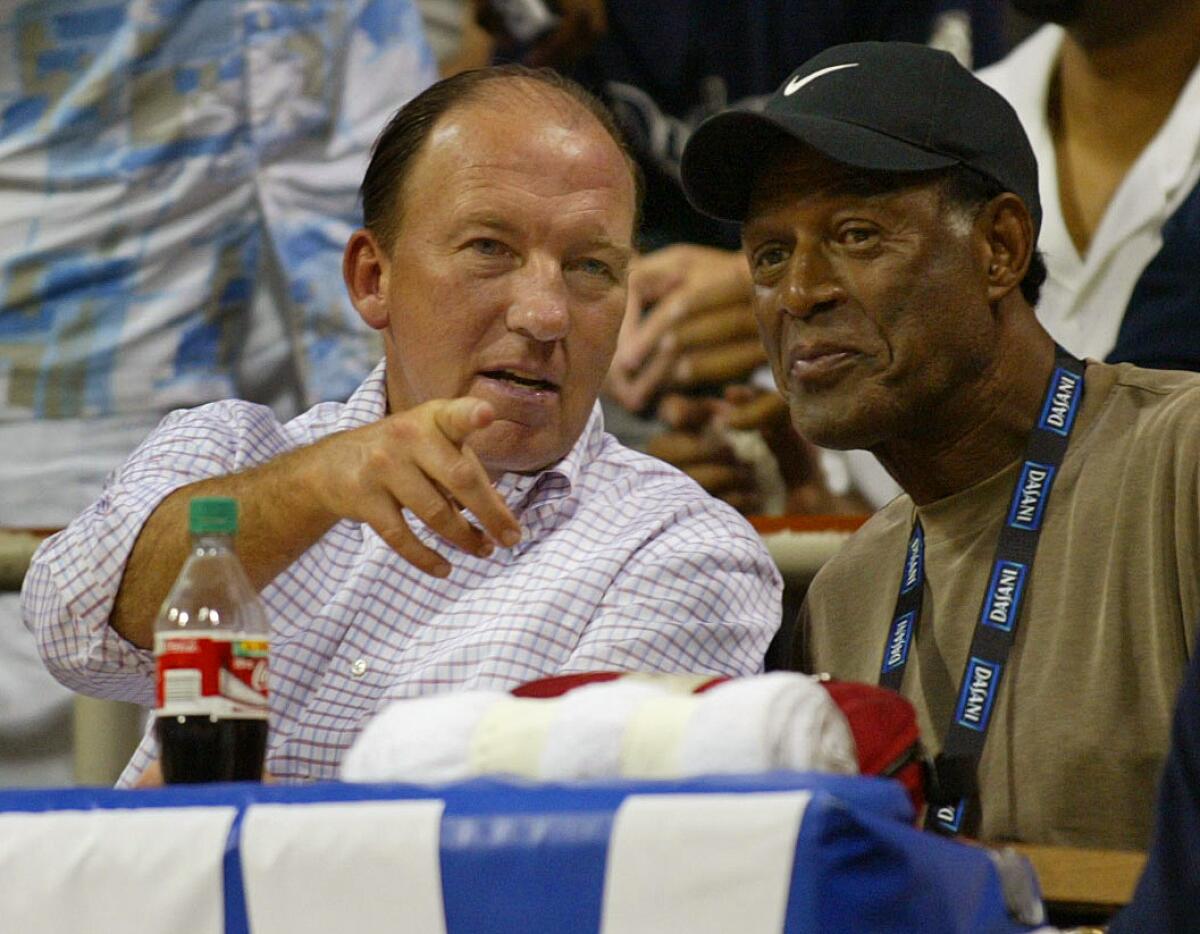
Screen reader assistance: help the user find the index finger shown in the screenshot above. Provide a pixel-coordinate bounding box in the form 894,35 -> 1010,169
450,444 -> 522,548
425,402 -> 521,546
434,396 -> 496,445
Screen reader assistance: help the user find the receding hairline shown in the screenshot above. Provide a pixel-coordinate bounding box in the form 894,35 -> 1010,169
460,74 -> 607,125
382,75 -> 640,245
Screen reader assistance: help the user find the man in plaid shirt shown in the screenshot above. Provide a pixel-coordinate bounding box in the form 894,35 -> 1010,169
23,66 -> 781,785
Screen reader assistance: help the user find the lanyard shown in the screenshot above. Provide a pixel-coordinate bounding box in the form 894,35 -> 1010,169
877,348 -> 1086,837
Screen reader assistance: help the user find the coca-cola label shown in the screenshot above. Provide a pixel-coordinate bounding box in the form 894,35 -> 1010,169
155,632 -> 268,719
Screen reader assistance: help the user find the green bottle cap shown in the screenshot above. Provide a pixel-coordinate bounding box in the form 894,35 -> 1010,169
189,497 -> 238,535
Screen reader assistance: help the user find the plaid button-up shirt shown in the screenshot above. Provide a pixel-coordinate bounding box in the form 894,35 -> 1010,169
24,361 -> 782,784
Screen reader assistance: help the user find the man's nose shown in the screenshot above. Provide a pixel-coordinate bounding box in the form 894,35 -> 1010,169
780,250 -> 845,319
506,258 -> 571,342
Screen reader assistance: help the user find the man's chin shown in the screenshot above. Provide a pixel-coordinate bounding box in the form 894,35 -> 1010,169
789,407 -> 886,452
472,422 -> 571,478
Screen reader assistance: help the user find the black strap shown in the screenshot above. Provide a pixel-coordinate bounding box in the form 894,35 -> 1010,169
877,348 -> 1086,836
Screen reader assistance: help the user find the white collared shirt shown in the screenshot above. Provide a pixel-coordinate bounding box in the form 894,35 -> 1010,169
978,23 -> 1200,360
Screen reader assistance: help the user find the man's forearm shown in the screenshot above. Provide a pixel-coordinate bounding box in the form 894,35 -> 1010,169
109,396 -> 523,650
110,446 -> 337,650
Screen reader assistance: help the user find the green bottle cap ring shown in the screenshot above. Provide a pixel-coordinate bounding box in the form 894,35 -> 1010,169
189,497 -> 238,535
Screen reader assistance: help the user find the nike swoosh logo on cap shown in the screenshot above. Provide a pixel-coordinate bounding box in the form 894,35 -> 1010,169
784,62 -> 860,96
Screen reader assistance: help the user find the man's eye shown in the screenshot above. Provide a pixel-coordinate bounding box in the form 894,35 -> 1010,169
568,257 -> 615,281
753,246 -> 788,271
470,238 -> 508,256
838,226 -> 877,246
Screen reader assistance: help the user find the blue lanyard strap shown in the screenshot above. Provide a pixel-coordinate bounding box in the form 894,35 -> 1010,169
876,349 -> 1087,837
879,522 -> 924,693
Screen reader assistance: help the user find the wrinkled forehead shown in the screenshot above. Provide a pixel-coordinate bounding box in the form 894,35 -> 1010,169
746,140 -> 944,223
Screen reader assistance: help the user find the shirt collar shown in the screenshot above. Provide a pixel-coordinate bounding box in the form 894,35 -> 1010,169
339,360 -> 602,518
495,402 -> 605,517
338,359 -> 389,429
988,26 -> 1079,273
990,24 -> 1200,271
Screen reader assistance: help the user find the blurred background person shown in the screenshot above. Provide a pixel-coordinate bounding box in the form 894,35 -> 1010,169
981,0 -> 1200,371
417,0 -> 495,74
0,0 -> 435,786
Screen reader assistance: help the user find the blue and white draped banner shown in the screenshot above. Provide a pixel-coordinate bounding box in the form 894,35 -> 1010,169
0,773 -> 1038,933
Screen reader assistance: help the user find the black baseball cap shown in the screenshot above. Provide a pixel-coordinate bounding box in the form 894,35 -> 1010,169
680,41 -> 1040,230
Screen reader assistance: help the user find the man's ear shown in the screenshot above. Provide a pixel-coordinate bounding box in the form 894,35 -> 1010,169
982,193 -> 1034,303
343,228 -> 391,330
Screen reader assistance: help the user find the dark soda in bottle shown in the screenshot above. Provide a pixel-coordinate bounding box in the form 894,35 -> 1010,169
154,497 -> 269,782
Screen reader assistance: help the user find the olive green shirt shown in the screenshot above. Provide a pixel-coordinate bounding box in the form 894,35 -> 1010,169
798,361 -> 1200,850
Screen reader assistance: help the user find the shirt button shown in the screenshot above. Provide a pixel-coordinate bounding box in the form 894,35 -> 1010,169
350,658 -> 368,677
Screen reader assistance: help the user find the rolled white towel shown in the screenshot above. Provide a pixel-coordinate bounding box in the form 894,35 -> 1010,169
340,690 -> 507,783
680,671 -> 858,777
340,673 -> 858,784
539,680 -> 672,779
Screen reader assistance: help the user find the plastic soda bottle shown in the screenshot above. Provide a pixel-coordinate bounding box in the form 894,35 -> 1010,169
154,497 -> 269,782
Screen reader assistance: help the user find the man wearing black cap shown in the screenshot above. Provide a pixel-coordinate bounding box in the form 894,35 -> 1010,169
681,41 -> 1200,850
